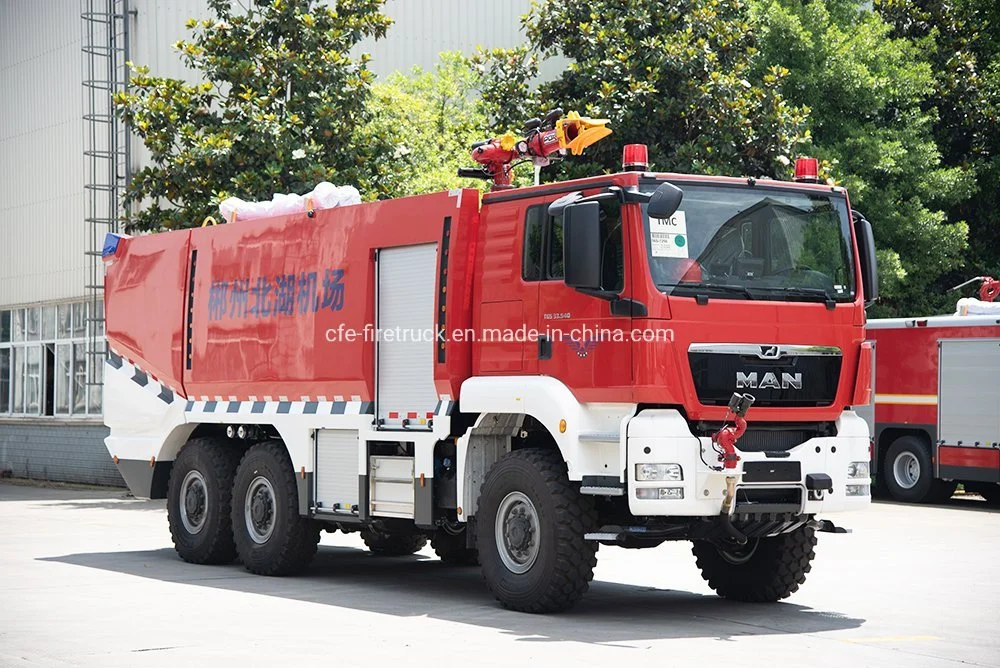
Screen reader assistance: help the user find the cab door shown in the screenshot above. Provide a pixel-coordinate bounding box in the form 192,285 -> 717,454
527,199 -> 633,401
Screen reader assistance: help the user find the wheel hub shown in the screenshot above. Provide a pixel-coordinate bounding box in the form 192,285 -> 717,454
495,491 -> 540,574
893,451 -> 920,490
244,476 -> 276,544
179,470 -> 208,535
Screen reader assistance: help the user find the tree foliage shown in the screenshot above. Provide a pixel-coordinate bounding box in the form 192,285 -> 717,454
368,52 -> 490,197
876,0 -> 1000,301
753,0 -> 974,316
474,0 -> 809,181
115,0 -> 392,231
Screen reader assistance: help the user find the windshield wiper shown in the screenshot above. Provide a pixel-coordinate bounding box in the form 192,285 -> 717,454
664,282 -> 755,300
750,286 -> 839,309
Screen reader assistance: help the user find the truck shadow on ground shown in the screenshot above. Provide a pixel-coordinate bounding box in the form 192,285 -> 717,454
43,545 -> 864,644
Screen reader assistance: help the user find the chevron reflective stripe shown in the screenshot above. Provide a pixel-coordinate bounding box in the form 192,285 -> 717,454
434,397 -> 454,416
106,349 -> 183,405
184,400 -> 374,415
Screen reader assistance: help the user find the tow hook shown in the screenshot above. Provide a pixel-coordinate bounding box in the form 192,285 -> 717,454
713,393 -> 755,546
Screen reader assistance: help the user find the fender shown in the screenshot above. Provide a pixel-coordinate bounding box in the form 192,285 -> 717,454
458,375 -> 635,492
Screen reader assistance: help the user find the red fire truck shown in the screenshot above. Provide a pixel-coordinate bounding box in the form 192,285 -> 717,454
102,112 -> 878,612
862,280 -> 1000,504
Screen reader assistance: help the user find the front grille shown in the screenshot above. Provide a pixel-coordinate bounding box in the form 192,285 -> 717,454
688,351 -> 842,407
735,429 -> 814,452
692,421 -> 835,452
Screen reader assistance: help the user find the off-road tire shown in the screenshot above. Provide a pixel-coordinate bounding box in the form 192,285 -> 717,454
477,448 -> 598,613
166,437 -> 241,564
692,525 -> 817,602
884,436 -> 953,503
431,530 -> 479,566
361,529 -> 428,556
231,441 -> 320,576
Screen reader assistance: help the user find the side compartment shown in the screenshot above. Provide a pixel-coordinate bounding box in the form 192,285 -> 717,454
376,243 -> 440,430
937,338 -> 1000,483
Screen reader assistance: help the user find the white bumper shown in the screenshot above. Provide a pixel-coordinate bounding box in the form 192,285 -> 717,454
626,409 -> 871,517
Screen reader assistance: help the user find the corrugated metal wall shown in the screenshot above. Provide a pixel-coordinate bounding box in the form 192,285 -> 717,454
0,0 -> 88,307
360,0 -> 538,76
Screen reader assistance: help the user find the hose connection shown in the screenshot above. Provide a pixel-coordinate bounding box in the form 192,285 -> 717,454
712,392 -> 755,545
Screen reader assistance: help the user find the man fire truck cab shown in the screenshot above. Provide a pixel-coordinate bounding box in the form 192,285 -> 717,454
102,112 -> 878,613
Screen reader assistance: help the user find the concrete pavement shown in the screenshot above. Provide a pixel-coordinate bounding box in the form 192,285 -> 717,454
0,481 -> 997,667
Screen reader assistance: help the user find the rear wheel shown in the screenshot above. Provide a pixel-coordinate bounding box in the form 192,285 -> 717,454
166,437 -> 240,564
361,529 -> 428,556
692,525 -> 817,602
884,436 -> 953,503
431,530 -> 479,566
231,441 -> 319,575
477,448 -> 598,613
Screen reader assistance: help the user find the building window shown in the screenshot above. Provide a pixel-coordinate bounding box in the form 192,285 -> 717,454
0,301 -> 105,418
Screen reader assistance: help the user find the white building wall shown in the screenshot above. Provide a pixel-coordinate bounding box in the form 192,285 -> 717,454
0,0 -> 87,307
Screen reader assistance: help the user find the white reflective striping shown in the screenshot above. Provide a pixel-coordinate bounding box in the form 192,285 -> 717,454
874,394 -> 938,405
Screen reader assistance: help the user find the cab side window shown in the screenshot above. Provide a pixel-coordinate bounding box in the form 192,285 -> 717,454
522,207 -> 544,281
522,201 -> 623,292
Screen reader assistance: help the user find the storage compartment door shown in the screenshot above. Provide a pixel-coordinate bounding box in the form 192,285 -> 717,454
376,244 -> 439,428
939,339 -> 1000,447
315,429 -> 360,515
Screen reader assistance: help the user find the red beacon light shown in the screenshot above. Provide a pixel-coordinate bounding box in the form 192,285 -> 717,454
793,156 -> 819,183
622,144 -> 648,171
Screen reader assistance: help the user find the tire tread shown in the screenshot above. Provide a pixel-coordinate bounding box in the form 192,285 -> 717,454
692,526 -> 817,602
478,448 -> 598,613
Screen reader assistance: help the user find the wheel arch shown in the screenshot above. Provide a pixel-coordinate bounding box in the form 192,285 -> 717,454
874,424 -> 936,478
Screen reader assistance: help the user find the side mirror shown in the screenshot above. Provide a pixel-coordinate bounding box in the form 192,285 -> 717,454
854,214 -> 879,306
563,202 -> 602,290
647,182 -> 683,219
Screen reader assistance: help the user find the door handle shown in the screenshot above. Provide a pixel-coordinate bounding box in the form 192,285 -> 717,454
538,335 -> 552,360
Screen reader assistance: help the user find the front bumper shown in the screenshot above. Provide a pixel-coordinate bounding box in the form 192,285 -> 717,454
626,409 -> 871,517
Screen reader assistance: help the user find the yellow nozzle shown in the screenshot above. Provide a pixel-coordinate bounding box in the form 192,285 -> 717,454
555,111 -> 612,156
499,132 -> 518,152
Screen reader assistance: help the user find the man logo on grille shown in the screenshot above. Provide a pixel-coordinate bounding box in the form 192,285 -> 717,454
737,371 -> 803,390
758,345 -> 780,359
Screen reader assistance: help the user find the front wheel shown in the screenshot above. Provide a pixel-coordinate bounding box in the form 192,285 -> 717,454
231,441 -> 320,576
692,525 -> 817,602
477,448 -> 597,613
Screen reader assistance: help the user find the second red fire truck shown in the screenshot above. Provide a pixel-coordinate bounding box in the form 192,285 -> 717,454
102,112 -> 878,612
862,278 -> 1000,504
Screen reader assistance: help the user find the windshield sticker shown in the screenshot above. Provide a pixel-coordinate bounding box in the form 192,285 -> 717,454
650,211 -> 688,258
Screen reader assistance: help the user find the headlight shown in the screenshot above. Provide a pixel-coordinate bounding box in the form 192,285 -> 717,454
635,463 -> 683,481
847,461 -> 870,479
635,487 -> 684,500
846,484 -> 870,497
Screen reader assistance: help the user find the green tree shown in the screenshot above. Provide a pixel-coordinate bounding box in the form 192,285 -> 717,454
753,0 -> 973,315
473,0 -> 809,182
367,52 -> 491,197
115,0 -> 392,231
877,0 -> 1000,297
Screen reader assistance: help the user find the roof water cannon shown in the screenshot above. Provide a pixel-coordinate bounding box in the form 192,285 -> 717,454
459,109 -> 612,190
949,275 -> 1000,303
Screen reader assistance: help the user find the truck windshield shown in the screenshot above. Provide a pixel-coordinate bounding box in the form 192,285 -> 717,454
643,183 -> 855,302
